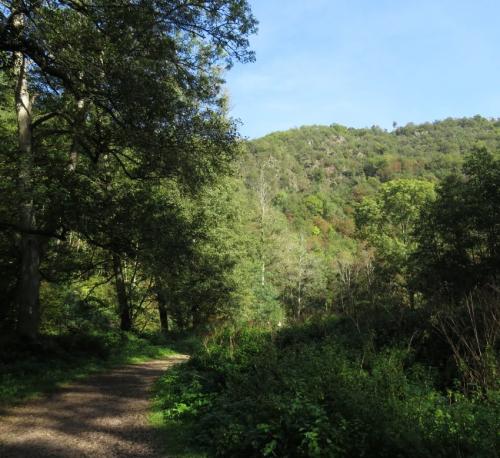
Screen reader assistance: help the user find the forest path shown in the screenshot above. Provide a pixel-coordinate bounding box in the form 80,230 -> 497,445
0,355 -> 189,457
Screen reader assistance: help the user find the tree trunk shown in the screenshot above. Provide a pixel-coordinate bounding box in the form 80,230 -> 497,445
113,254 -> 132,331
14,18 -> 41,340
17,234 -> 41,339
156,290 -> 169,334
192,309 -> 203,330
69,98 -> 85,171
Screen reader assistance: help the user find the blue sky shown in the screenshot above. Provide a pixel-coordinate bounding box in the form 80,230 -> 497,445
225,0 -> 500,139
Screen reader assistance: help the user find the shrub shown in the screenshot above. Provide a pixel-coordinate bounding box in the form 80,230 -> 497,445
156,321 -> 500,457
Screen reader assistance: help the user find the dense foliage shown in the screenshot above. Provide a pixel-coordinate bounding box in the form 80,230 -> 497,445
155,323 -> 499,457
227,118 -> 499,332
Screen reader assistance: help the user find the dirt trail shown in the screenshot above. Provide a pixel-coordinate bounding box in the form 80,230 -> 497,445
0,355 -> 188,457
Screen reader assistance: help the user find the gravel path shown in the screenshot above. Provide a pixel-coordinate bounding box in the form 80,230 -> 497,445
0,355 -> 189,457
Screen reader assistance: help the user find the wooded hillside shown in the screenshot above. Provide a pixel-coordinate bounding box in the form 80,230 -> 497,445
236,116 -> 500,323
153,118 -> 499,457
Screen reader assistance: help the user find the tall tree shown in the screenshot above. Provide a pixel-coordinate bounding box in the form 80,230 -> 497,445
355,179 -> 435,307
0,0 -> 257,338
413,147 -> 500,298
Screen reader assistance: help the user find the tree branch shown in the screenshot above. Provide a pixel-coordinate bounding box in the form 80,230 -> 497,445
0,220 -> 67,240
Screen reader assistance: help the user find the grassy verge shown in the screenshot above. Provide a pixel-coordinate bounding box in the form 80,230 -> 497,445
150,410 -> 207,458
0,332 -> 176,409
150,334 -> 207,458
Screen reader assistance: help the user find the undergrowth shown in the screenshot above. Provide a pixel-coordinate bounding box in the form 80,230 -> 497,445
153,320 -> 500,457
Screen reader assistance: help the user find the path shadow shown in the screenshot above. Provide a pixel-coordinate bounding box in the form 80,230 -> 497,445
0,357 -> 188,458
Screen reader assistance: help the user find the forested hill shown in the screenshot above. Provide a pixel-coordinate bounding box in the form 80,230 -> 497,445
234,116 -> 500,320
245,115 -> 500,189
242,115 -> 500,232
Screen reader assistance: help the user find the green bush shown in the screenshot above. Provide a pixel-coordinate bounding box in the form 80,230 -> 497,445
156,322 -> 500,457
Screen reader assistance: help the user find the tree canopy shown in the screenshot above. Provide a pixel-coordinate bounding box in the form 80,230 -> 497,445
0,0 -> 257,339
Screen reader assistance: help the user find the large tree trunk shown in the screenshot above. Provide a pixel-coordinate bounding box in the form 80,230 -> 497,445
156,290 -> 169,334
14,18 -> 41,340
113,255 -> 132,331
192,308 -> 203,330
17,234 -> 41,339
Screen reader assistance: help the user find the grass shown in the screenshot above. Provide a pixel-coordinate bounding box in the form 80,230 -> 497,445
150,410 -> 207,458
149,333 -> 207,458
0,332 -> 177,409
